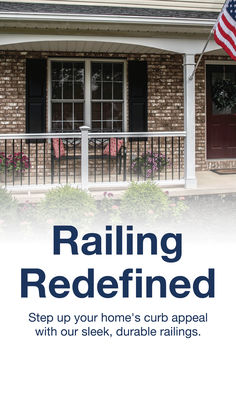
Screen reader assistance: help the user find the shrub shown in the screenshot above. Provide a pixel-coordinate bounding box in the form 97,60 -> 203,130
39,185 -> 97,226
97,192 -> 121,224
119,181 -> 186,225
0,187 -> 18,225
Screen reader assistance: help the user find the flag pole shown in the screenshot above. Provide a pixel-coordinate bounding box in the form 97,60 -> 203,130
189,0 -> 227,81
189,28 -> 214,80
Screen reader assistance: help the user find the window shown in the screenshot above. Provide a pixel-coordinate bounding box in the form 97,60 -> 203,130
51,61 -> 85,132
91,62 -> 124,132
50,60 -> 125,133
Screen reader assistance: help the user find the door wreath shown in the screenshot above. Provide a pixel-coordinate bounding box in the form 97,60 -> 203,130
212,79 -> 236,111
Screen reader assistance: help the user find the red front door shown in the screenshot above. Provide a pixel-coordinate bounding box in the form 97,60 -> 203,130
206,64 -> 236,159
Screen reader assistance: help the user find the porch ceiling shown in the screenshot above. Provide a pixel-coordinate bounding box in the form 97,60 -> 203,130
0,39 -> 171,54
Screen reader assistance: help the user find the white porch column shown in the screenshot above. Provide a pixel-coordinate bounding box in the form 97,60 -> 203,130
184,54 -> 197,189
80,126 -> 90,189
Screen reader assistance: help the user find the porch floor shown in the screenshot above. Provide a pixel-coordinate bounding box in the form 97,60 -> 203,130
5,170 -> 236,202
165,170 -> 236,197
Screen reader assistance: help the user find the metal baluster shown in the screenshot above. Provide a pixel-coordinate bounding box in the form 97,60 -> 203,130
151,137 -> 154,180
158,137 -> 160,181
130,139 -> 132,181
12,139 -> 15,186
116,137 -> 118,182
165,137 -> 167,180
178,137 -> 181,180
94,139 -> 97,183
73,138 -> 76,183
108,137 -> 111,182
43,139 -> 46,185
172,136 -> 174,180
20,139 -> 23,185
36,139 -> 38,185
137,139 -> 140,181
144,138 -> 147,180
58,139 -> 61,184
102,139 -> 104,182
66,139 -> 69,184
28,141 -> 30,185
4,139 -> 7,187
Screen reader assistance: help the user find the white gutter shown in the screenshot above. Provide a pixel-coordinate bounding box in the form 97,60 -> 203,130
0,12 -> 216,26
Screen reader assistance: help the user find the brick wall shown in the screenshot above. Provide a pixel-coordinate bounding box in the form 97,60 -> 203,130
0,53 -> 25,133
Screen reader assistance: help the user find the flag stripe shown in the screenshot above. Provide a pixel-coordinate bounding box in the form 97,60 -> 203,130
218,21 -> 236,50
214,30 -> 236,60
215,25 -> 236,57
222,12 -> 236,37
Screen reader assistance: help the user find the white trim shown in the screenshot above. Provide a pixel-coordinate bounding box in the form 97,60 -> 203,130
205,60 -> 236,65
85,60 -> 91,127
0,131 -> 186,140
0,12 -> 216,27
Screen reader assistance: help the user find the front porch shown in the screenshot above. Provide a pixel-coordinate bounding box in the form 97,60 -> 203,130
1,6 -> 234,195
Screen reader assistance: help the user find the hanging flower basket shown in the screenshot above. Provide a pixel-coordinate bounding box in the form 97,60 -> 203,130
212,79 -> 236,111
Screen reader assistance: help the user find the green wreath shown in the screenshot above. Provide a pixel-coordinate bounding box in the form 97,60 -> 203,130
212,79 -> 236,111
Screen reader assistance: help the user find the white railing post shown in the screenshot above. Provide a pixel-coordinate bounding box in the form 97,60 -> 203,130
80,125 -> 90,189
184,54 -> 197,189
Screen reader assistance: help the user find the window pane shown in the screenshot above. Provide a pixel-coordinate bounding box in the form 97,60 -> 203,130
103,63 -> 112,81
74,82 -> 84,99
92,82 -> 101,99
103,82 -> 112,99
52,121 -> 62,132
113,83 -> 123,99
113,103 -> 123,120
113,63 -> 123,81
63,122 -> 73,131
63,103 -> 73,120
74,122 -> 83,130
52,103 -> 62,121
63,82 -> 73,99
113,121 -> 122,131
74,103 -> 84,121
63,63 -> 73,82
74,63 -> 84,82
92,121 -> 101,131
92,103 -> 101,120
103,102 -> 112,120
92,63 -> 102,82
52,62 -> 62,81
52,82 -> 62,99
103,120 -> 112,131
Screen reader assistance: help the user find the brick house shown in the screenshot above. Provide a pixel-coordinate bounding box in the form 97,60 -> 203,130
0,0 -> 234,190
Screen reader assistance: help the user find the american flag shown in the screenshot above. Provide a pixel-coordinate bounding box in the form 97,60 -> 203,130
214,0 -> 236,60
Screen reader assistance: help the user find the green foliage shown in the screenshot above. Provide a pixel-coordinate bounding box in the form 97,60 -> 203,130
97,192 -> 121,224
120,181 -> 169,224
39,185 -> 97,225
0,187 -> 18,223
119,182 -> 187,225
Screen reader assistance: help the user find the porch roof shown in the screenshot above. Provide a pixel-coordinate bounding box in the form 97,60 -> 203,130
0,1 -> 218,27
0,1 -> 219,19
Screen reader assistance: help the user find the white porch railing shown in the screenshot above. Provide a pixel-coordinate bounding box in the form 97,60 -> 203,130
0,128 -> 186,190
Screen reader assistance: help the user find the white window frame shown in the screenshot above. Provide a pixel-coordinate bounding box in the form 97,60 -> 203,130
47,58 -> 127,133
